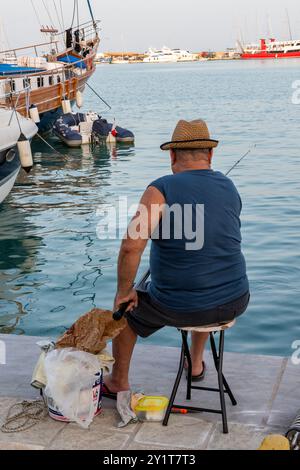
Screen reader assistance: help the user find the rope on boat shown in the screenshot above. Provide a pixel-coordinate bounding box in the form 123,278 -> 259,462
59,0 -> 65,32
36,133 -> 68,158
86,82 -> 112,110
70,0 -> 78,29
30,0 -> 43,29
42,0 -> 55,28
53,0 -> 63,32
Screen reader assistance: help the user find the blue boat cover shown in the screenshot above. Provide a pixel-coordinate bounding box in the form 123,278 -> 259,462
57,54 -> 87,69
0,64 -> 44,76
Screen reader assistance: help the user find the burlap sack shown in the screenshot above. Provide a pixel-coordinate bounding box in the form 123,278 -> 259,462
56,309 -> 127,355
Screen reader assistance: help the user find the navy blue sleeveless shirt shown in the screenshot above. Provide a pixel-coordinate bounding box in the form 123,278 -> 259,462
148,170 -> 249,312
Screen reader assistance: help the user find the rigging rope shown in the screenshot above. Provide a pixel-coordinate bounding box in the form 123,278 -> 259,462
42,0 -> 55,27
76,0 -> 80,31
70,0 -> 77,29
59,0 -> 65,31
30,0 -> 42,28
53,0 -> 63,32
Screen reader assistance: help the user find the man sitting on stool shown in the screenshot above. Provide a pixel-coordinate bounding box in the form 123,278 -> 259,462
104,119 -> 250,397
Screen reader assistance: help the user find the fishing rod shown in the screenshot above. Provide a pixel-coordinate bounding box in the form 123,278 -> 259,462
113,144 -> 256,321
226,144 -> 256,176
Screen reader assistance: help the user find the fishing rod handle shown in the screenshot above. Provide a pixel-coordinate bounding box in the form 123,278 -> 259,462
113,302 -> 131,321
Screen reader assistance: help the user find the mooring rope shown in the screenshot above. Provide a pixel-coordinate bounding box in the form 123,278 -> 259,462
36,133 -> 68,158
86,82 -> 112,110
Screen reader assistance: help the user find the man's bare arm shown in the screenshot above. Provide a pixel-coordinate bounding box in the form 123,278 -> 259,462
114,186 -> 165,310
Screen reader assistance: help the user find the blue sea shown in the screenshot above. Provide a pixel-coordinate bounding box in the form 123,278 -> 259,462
0,59 -> 300,356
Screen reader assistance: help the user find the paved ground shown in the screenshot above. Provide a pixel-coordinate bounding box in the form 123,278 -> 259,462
0,333 -> 298,450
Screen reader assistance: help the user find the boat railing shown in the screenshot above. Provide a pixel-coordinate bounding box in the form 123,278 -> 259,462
0,81 -> 31,108
0,39 -> 99,82
54,20 -> 100,41
0,41 -> 61,59
0,20 -> 99,60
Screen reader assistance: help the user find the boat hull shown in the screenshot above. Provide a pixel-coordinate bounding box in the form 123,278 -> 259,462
0,151 -> 21,204
242,51 -> 300,59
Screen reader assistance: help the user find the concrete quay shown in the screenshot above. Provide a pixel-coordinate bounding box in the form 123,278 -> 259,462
0,333 -> 298,450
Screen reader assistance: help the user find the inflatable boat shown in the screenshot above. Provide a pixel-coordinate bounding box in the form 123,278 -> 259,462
53,112 -> 134,147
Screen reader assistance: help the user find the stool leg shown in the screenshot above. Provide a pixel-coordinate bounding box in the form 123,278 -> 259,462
181,331 -> 192,400
217,331 -> 228,434
163,337 -> 185,426
210,333 -> 237,406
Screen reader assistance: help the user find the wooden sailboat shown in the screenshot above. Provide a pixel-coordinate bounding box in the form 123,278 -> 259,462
0,0 -> 100,134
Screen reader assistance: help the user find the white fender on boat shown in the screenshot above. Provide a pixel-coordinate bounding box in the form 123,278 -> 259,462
17,133 -> 33,173
106,120 -> 117,143
106,131 -> 116,144
62,99 -> 72,114
76,90 -> 83,108
29,105 -> 40,124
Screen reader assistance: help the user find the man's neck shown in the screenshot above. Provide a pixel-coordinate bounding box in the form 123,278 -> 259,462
177,162 -> 212,173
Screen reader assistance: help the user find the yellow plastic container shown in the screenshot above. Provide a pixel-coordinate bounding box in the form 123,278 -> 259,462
134,396 -> 169,422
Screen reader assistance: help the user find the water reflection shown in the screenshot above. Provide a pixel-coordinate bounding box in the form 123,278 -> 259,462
0,205 -> 43,334
0,139 -> 135,336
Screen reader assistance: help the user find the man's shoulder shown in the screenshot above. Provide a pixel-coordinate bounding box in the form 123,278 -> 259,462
214,171 -> 239,191
148,174 -> 175,193
149,173 -> 174,185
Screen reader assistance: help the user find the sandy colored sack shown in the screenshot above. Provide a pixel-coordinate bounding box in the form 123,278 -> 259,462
56,308 -> 127,354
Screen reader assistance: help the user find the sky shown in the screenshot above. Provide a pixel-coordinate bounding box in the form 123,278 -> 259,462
1,0 -> 300,52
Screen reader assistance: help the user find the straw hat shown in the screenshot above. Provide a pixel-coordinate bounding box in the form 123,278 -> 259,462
160,119 -> 219,151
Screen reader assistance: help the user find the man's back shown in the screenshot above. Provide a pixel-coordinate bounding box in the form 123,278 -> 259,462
148,169 -> 249,312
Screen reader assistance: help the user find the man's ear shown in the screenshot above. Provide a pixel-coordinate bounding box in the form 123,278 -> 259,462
170,149 -> 176,165
209,149 -> 213,163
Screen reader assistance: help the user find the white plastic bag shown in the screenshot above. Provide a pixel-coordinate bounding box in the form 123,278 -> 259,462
44,348 -> 101,429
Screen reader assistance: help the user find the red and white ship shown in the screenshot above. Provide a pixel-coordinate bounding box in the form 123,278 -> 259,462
239,38 -> 300,59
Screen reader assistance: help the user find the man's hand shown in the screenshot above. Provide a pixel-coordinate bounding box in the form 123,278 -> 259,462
114,288 -> 138,313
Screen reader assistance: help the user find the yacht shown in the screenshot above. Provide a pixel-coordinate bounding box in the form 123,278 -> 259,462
0,1 -> 100,134
143,47 -> 197,63
143,47 -> 178,63
171,48 -> 198,62
0,108 -> 37,204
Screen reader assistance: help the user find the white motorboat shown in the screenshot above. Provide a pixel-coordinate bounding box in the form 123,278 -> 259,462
143,46 -> 197,63
0,108 -> 38,204
143,47 -> 178,63
171,48 -> 198,62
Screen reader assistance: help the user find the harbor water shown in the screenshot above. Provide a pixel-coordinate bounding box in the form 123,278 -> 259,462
0,59 -> 299,356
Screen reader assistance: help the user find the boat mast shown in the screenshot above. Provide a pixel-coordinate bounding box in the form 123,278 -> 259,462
286,8 -> 293,41
86,0 -> 97,30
